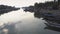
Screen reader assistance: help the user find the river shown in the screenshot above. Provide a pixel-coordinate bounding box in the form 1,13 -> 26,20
0,0 -> 60,34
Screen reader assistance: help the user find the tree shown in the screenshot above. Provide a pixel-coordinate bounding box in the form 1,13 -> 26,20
58,0 -> 60,5
34,2 -> 39,9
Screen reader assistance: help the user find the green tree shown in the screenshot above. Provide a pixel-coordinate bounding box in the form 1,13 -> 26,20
34,3 -> 38,8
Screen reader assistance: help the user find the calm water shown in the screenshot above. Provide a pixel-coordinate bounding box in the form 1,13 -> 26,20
0,0 -> 60,34
0,9 -> 60,34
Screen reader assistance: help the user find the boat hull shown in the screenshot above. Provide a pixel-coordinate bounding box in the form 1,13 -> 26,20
45,23 -> 60,28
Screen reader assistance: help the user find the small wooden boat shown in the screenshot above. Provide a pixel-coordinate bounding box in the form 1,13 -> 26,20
45,21 -> 60,28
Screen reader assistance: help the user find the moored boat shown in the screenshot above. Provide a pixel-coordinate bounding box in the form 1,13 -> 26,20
45,20 -> 60,28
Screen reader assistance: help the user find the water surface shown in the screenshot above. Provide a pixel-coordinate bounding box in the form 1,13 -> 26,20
0,0 -> 60,34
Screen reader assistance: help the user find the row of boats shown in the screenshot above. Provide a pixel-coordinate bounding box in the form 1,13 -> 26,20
42,13 -> 60,28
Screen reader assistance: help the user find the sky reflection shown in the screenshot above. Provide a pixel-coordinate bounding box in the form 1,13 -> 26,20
0,0 -> 59,34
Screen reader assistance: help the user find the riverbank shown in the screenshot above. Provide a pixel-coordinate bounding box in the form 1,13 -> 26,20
0,5 -> 20,15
